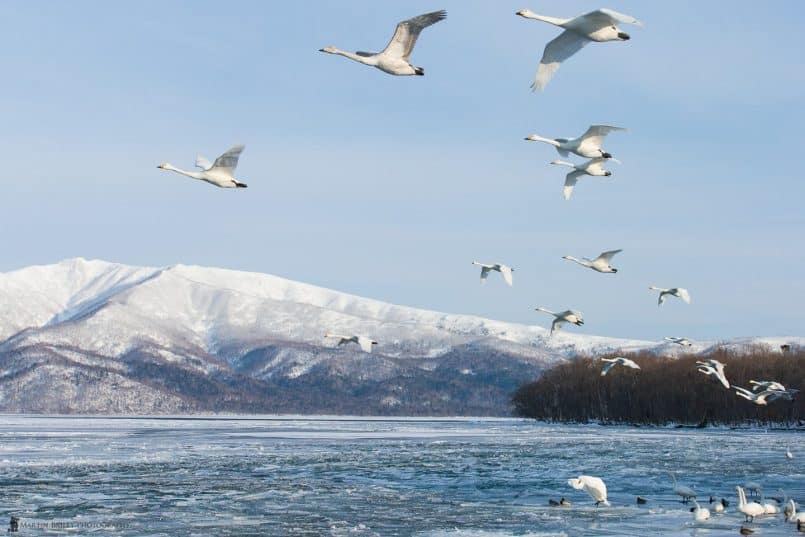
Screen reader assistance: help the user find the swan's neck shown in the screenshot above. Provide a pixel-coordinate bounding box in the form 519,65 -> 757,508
519,11 -> 569,27
331,48 -> 375,65
563,256 -> 589,267
536,307 -> 556,316
551,160 -> 576,168
162,164 -> 204,180
526,134 -> 559,147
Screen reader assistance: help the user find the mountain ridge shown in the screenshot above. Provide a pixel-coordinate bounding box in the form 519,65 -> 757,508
0,258 -> 800,415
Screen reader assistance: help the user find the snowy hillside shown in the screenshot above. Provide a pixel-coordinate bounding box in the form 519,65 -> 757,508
0,259 -> 800,415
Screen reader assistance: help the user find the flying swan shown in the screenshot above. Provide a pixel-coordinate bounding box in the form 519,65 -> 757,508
535,307 -> 584,336
562,249 -> 622,273
158,145 -> 248,188
600,356 -> 640,376
319,10 -> 447,76
649,286 -> 691,306
664,336 -> 693,347
472,261 -> 514,286
695,359 -> 730,389
525,125 -> 625,159
550,158 -> 615,200
516,8 -> 641,90
324,333 -> 378,353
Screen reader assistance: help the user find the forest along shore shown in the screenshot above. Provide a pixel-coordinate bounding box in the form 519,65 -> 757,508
512,346 -> 804,426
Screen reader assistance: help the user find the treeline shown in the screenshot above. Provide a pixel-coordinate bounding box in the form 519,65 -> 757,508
512,346 -> 804,425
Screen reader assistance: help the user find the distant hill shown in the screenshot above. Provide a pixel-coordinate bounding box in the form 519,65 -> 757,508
0,258 -> 800,415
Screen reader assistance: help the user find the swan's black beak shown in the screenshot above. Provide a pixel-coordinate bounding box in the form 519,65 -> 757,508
618,32 -> 630,40
414,67 -> 425,76
577,321 -> 584,326
318,48 -> 326,52
605,171 -> 613,176
601,151 -> 612,159
611,268 -> 618,273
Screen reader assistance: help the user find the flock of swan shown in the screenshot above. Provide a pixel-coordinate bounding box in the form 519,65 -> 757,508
152,7 -> 800,530
560,473 -> 805,531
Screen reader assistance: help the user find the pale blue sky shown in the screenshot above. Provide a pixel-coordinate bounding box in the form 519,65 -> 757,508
1,1 -> 803,341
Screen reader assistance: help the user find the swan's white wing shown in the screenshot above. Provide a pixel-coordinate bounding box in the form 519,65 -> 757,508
597,8 -> 642,26
210,145 -> 245,176
195,155 -> 213,171
500,265 -> 513,286
550,317 -> 566,336
358,336 -> 375,353
479,266 -> 491,283
563,170 -> 583,200
624,359 -> 640,370
582,9 -> 642,30
533,30 -> 588,91
657,292 -> 667,306
600,361 -> 616,376
596,249 -> 622,262
381,10 -> 447,61
678,288 -> 691,304
579,125 -> 626,147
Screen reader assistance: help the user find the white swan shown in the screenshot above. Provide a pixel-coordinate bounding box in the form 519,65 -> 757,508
158,145 -> 248,188
524,125 -> 625,159
665,336 -> 693,347
708,496 -> 727,513
567,475 -> 609,506
691,499 -> 711,521
736,486 -> 765,523
785,499 -> 805,523
749,380 -> 786,392
562,249 -> 622,273
649,286 -> 691,306
535,307 -> 584,336
668,472 -> 696,504
319,10 -> 446,76
695,359 -> 730,389
324,333 -> 378,353
759,492 -> 780,515
734,387 -> 775,406
515,8 -> 641,90
550,158 -> 614,200
787,447 -> 794,460
472,261 -> 514,286
600,356 -> 640,376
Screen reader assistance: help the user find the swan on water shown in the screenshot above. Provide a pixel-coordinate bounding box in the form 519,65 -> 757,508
665,336 -> 693,347
324,333 -> 378,353
600,356 -> 640,376
550,158 -> 615,200
515,7 -> 641,90
759,491 -> 780,515
736,486 -> 765,523
649,286 -> 691,306
524,125 -> 625,159
472,261 -> 514,286
562,249 -> 622,273
691,499 -> 711,521
708,496 -> 727,513
668,472 -> 696,504
158,145 -> 248,188
787,447 -> 794,460
319,10 -> 446,76
535,307 -> 584,337
695,359 -> 730,389
567,475 -> 609,506
786,499 -> 805,523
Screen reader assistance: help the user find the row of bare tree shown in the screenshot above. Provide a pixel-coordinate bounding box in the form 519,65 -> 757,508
512,346 -> 804,425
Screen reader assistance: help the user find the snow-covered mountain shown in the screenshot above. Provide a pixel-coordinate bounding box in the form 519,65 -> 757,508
0,259 -> 800,415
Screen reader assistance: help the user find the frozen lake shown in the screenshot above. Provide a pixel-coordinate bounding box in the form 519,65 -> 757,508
0,416 -> 802,536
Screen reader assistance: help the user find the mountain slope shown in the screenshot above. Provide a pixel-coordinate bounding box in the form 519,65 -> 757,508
0,259 -> 799,415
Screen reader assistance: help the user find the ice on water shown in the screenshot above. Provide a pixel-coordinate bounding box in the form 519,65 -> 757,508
0,416 -> 802,536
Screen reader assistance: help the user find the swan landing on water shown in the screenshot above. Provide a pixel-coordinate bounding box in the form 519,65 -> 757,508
319,10 -> 447,76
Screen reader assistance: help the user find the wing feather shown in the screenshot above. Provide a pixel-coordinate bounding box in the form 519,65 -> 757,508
533,30 -> 588,91
563,170 -> 583,200
211,145 -> 245,176
382,10 -> 446,61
